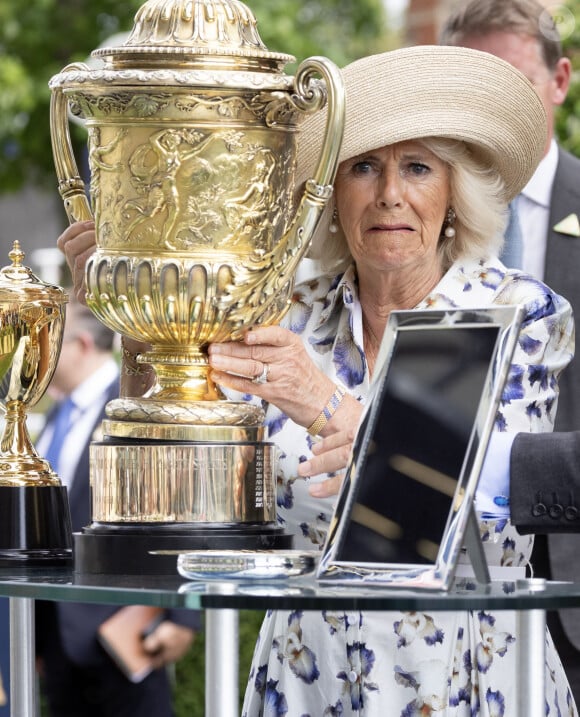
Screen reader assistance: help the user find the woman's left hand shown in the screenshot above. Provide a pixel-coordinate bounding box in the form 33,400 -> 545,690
298,430 -> 356,498
208,325 -> 338,430
56,220 -> 96,304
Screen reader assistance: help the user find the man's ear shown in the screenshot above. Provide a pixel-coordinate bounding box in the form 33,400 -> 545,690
552,56 -> 572,106
76,330 -> 95,353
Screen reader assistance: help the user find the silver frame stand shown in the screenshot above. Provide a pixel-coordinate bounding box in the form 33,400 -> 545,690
464,506 -> 491,585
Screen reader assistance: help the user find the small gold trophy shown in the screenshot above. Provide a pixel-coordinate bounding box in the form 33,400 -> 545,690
49,0 -> 344,573
0,241 -> 72,565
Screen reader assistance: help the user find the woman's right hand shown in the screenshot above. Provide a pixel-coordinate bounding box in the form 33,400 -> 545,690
56,220 -> 96,304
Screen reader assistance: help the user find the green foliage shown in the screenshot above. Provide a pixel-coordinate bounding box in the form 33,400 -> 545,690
250,0 -> 390,70
0,0 -> 143,191
173,610 -> 264,716
555,0 -> 580,156
0,0 -> 391,194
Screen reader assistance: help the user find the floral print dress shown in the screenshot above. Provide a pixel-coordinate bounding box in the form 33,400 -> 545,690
242,256 -> 577,717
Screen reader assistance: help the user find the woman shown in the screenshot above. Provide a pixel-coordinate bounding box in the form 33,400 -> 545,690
58,47 -> 575,714
207,47 -> 577,715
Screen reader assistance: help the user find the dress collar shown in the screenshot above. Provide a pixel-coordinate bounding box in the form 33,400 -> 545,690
313,255 -> 501,330
314,265 -> 358,331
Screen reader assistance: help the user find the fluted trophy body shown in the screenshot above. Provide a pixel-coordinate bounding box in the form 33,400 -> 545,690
49,0 -> 344,573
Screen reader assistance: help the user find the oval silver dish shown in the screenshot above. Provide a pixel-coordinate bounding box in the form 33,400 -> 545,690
177,549 -> 318,581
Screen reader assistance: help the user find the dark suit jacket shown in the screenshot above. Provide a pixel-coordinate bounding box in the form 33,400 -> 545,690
530,148 -> 580,648
545,148 -> 580,434
510,431 -> 580,534
36,375 -> 200,669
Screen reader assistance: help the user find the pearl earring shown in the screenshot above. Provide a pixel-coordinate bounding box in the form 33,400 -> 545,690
444,207 -> 456,239
329,207 -> 339,234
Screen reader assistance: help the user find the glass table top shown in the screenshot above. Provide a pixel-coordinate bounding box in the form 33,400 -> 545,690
1,566 -> 580,612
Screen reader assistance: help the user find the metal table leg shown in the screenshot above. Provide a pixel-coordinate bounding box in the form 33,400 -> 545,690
205,608 -> 239,717
516,608 -> 545,717
9,597 -> 36,717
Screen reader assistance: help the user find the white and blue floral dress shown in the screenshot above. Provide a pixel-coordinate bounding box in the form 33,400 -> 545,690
242,256 -> 577,717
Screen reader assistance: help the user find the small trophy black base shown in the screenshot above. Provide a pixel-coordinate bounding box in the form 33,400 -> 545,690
0,486 -> 73,567
74,522 -> 293,575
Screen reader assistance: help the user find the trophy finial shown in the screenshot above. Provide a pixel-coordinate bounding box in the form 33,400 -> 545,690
1,240 -> 67,297
8,240 -> 24,267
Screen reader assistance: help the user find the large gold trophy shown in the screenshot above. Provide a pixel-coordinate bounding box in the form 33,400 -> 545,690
49,0 -> 344,573
0,241 -> 72,566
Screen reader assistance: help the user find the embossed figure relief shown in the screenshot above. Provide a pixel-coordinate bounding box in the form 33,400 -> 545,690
88,108 -> 293,255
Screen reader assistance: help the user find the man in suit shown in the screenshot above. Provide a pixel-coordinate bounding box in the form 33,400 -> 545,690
35,296 -> 200,717
440,0 -> 580,701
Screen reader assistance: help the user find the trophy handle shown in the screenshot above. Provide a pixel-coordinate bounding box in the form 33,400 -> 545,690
284,56 -> 345,263
292,56 -> 346,190
231,56 -> 345,331
49,63 -> 93,224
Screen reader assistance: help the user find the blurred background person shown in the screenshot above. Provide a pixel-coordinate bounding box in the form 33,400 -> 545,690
34,295 -> 200,717
440,0 -> 580,703
440,0 -> 579,420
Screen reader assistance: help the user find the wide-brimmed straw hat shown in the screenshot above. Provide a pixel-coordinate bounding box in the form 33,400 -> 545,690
298,45 -> 547,260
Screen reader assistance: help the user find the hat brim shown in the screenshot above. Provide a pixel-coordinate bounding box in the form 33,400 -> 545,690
297,45 -> 547,256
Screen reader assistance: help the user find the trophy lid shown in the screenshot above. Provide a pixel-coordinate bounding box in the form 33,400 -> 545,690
0,241 -> 68,305
92,0 -> 295,72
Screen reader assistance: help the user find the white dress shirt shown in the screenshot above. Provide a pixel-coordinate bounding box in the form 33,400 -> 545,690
475,432 -> 516,517
516,138 -> 558,281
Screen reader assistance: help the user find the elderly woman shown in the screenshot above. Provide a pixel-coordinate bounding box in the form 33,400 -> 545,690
207,47 -> 577,715
58,46 -> 576,714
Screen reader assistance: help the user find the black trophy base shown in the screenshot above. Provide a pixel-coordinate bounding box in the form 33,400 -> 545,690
74,522 -> 294,575
0,486 -> 73,567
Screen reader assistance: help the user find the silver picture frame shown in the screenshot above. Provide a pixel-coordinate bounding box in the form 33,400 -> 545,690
316,306 -> 524,590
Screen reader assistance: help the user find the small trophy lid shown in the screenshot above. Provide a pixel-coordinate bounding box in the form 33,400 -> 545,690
0,241 -> 68,304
